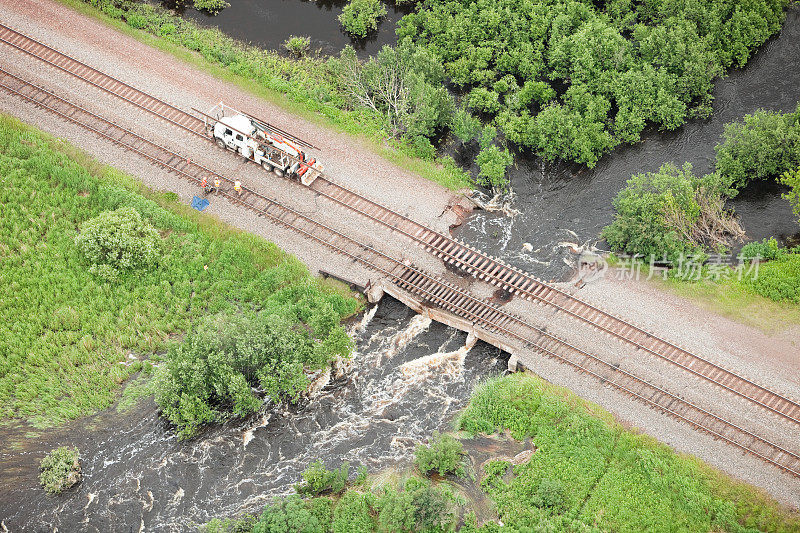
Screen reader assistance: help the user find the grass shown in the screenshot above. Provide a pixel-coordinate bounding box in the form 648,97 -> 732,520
52,0 -> 472,192
656,274 -> 800,333
0,114 -> 361,427
458,373 -> 800,533
606,254 -> 800,333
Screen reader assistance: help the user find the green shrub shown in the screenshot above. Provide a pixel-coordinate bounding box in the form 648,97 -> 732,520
284,36 -> 311,57
253,495 -> 325,533
331,491 -> 376,533
338,0 -> 387,38
414,431 -> 465,477
124,11 -> 147,29
75,206 -> 161,281
451,108 -> 481,144
39,446 -> 81,494
193,0 -> 230,15
476,145 -> 513,189
532,478 -> 567,511
602,163 -> 741,261
743,253 -> 800,303
715,105 -> 800,188
155,309 -> 352,439
375,479 -> 455,532
297,461 -> 350,496
480,459 -> 511,492
739,237 -> 784,262
782,164 -> 800,222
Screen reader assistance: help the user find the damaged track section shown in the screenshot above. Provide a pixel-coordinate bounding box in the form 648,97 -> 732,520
1,68 -> 799,479
2,22 -> 798,428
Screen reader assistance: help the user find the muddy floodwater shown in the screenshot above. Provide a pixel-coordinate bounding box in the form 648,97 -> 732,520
0,298 -> 506,531
456,6 -> 800,281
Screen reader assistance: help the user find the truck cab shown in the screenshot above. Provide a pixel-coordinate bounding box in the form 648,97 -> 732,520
213,115 -> 258,157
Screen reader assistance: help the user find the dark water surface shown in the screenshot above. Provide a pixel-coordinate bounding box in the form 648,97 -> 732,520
455,7 -> 800,280
175,0 -> 409,57
0,298 -> 506,531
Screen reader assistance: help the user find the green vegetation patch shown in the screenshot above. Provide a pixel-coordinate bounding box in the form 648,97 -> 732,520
156,310 -> 353,440
39,446 -> 82,494
399,0 -> 790,168
415,431 -> 466,477
602,162 -> 740,262
458,373 -> 800,533
0,114 -> 359,426
338,0 -> 387,38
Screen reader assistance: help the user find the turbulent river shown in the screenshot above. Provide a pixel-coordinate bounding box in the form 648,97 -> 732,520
0,298 -> 506,531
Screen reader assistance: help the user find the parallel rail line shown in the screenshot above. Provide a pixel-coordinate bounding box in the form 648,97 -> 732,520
2,67 -> 799,478
4,22 -> 797,428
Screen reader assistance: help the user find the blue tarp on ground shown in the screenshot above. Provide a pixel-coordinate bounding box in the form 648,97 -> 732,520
191,195 -> 210,211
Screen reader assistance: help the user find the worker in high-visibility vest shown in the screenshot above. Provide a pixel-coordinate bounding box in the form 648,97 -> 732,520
200,176 -> 208,193
214,178 -> 221,192
234,180 -> 242,195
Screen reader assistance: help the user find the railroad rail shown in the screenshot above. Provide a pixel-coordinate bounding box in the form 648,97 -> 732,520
3,22 -> 797,428
2,67 -> 799,478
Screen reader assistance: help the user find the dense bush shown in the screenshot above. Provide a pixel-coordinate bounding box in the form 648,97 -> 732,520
399,0 -> 789,167
244,477 -> 456,533
155,308 -> 352,439
781,164 -> 800,222
39,446 -> 81,494
75,206 -> 161,281
283,36 -> 311,58
296,461 -> 350,496
739,238 -> 785,262
601,163 -> 741,261
414,431 -> 465,477
329,39 -> 454,151
338,0 -> 387,38
715,104 -> 800,188
193,0 -> 229,15
743,253 -> 800,303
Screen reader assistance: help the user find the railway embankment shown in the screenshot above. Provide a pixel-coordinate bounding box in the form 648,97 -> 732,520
1,0 -> 800,506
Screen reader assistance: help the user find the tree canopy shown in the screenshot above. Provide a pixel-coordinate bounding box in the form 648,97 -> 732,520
399,0 -> 789,167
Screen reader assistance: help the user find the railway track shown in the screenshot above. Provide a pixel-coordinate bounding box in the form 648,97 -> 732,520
3,22 -> 798,429
3,67 -> 799,478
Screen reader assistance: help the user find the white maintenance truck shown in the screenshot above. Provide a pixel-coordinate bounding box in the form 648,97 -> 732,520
197,102 -> 323,186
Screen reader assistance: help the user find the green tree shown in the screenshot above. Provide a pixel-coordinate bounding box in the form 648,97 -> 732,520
297,461 -> 350,496
193,0 -> 229,15
451,107 -> 481,144
414,431 -> 465,477
75,206 -> 161,281
284,36 -> 311,57
155,309 -> 351,439
329,39 -> 453,141
715,105 -> 800,188
338,0 -> 387,38
602,163 -> 741,261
